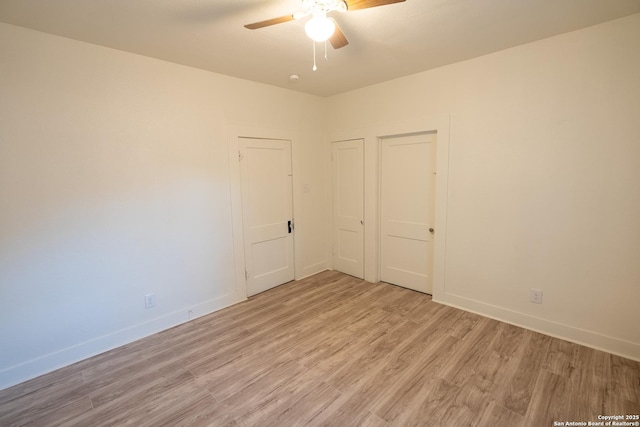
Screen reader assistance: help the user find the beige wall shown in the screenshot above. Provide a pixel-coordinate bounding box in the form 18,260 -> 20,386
0,23 -> 328,389
326,14 -> 640,360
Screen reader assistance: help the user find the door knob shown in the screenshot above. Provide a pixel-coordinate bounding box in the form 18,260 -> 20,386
429,228 -> 434,234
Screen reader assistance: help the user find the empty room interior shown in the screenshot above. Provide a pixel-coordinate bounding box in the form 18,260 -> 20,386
1,0 -> 639,425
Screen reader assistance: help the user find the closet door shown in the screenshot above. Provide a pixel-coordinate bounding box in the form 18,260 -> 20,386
332,139 -> 364,279
380,133 -> 436,294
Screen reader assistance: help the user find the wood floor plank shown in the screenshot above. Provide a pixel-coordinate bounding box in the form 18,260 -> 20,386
88,351 -> 188,408
210,360 -> 326,425
468,349 -> 515,395
542,336 -> 581,377
294,309 -> 396,370
372,334 -> 460,424
492,322 -> 526,359
394,305 -> 462,363
566,345 -> 610,422
462,320 -> 529,401
523,370 -> 569,427
357,411 -> 389,427
154,394 -> 220,427
440,380 -> 490,427
1,271 -> 638,427
302,311 -> 397,377
437,317 -> 502,386
325,318 -> 421,393
394,377 -> 461,427
0,373 -> 86,426
379,288 -> 427,316
195,352 -> 294,402
0,367 -> 84,407
59,369 -> 196,426
449,310 -> 484,340
226,363 -> 328,426
623,399 -> 640,418
311,355 -> 415,427
136,386 -> 214,427
404,297 -> 444,324
21,396 -> 93,427
254,381 -> 342,427
609,354 -> 640,404
477,401 -> 524,427
499,330 -> 553,416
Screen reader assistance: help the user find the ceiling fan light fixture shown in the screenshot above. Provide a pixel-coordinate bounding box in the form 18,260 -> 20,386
305,13 -> 336,42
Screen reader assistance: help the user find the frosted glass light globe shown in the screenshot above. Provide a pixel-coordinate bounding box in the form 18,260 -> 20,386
305,14 -> 335,42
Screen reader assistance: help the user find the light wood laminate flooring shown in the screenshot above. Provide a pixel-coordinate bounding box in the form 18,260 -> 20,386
1,271 -> 639,426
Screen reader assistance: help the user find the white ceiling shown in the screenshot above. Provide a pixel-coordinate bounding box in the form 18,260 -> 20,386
1,0 -> 639,97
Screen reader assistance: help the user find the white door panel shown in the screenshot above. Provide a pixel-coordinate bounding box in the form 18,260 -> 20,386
380,133 -> 436,293
332,139 -> 364,279
239,138 -> 294,296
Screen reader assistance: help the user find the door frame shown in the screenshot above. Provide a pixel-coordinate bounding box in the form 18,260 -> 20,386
228,126 -> 302,301
327,115 -> 450,302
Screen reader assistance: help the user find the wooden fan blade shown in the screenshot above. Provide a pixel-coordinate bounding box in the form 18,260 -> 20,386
244,15 -> 295,30
329,19 -> 349,49
345,0 -> 406,11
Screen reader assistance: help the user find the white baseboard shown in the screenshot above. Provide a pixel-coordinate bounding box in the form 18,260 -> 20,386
298,261 -> 328,280
8,284 -> 634,392
0,293 -> 243,391
435,292 -> 640,362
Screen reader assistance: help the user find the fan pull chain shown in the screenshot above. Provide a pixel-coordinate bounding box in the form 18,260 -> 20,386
312,41 -> 317,71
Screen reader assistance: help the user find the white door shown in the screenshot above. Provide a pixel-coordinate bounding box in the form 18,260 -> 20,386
380,133 -> 436,293
239,138 -> 294,296
332,139 -> 364,279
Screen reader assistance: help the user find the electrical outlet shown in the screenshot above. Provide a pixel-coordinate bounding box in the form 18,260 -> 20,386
530,289 -> 543,304
144,293 -> 156,309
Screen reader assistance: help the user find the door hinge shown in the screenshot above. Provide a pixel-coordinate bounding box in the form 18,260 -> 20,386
288,219 -> 294,233
238,150 -> 244,161
245,270 -> 250,280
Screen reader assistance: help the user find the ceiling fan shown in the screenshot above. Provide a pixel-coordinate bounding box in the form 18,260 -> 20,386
244,0 -> 407,49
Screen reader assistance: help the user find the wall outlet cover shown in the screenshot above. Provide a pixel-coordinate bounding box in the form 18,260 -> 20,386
530,289 -> 543,304
144,293 -> 156,309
